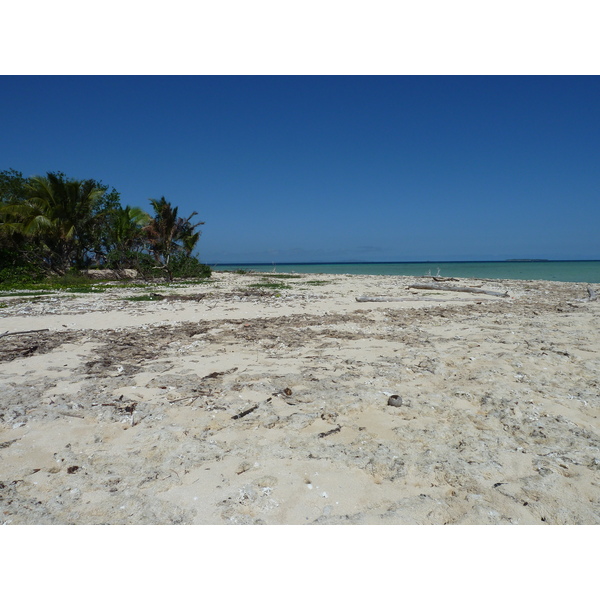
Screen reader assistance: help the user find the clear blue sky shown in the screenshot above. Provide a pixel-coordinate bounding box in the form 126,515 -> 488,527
1,76 -> 599,264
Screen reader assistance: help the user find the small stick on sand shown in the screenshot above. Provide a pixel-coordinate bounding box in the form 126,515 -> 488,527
232,404 -> 259,420
168,395 -> 200,404
318,425 -> 341,438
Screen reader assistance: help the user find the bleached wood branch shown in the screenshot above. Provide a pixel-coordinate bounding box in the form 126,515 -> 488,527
407,283 -> 509,297
356,296 -> 498,303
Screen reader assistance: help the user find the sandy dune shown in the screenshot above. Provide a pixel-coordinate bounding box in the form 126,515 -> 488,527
1,271 -> 599,524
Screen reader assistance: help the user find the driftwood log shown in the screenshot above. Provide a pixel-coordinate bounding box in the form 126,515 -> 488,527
356,296 -> 495,303
407,283 -> 509,297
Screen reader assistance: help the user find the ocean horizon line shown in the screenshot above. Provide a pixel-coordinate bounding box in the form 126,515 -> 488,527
210,259 -> 600,283
212,259 -> 600,266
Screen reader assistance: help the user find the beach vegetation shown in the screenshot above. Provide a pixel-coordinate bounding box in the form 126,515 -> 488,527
247,282 -> 292,290
167,253 -> 212,280
0,271 -> 111,292
110,281 -> 152,289
303,280 -> 328,286
0,290 -> 55,297
1,172 -> 106,275
0,168 -> 211,287
100,205 -> 151,269
261,273 -> 302,279
64,286 -> 106,294
144,197 -> 205,282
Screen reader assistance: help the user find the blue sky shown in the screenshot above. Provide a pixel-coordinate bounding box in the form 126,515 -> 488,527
1,76 -> 599,264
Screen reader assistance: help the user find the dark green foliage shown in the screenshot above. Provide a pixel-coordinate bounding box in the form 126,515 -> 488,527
0,271 -> 100,291
98,205 -> 151,269
105,249 -> 157,278
0,290 -> 55,297
0,170 -> 39,284
0,172 -> 106,275
0,168 -> 209,287
65,286 -> 106,294
0,169 -> 28,204
168,254 -> 212,279
145,197 -> 205,281
0,248 -> 45,285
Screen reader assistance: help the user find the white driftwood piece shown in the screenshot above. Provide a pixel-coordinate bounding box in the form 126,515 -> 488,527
356,296 -> 497,303
407,283 -> 509,297
588,286 -> 598,301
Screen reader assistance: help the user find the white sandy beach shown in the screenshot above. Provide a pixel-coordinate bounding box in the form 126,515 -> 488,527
1,271 -> 599,524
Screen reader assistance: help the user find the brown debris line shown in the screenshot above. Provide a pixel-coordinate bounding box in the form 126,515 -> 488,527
145,293 -> 208,302
0,285 -> 590,367
0,328 -> 50,339
0,330 -> 81,363
82,323 -> 210,375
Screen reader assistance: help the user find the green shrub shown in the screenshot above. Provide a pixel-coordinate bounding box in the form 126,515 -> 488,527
0,265 -> 44,286
105,250 -> 157,279
0,290 -> 54,297
65,286 -> 106,294
169,254 -> 211,279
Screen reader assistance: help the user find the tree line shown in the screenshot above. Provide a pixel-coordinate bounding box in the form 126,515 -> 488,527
0,168 -> 210,284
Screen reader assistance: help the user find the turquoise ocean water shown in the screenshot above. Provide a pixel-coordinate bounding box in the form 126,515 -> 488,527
213,261 -> 600,283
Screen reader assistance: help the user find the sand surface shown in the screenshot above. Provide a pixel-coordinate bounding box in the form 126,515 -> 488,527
1,271 -> 599,524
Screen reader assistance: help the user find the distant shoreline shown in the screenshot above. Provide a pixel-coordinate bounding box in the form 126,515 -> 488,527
211,260 -> 600,283
214,259 -> 597,266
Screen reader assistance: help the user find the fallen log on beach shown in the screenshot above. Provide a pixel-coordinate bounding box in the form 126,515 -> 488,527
407,283 -> 509,297
356,296 -> 499,303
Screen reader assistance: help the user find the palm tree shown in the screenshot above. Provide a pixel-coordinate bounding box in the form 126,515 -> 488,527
145,197 -> 204,280
110,205 -> 151,251
98,204 -> 151,270
1,173 -> 105,274
182,230 -> 200,257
